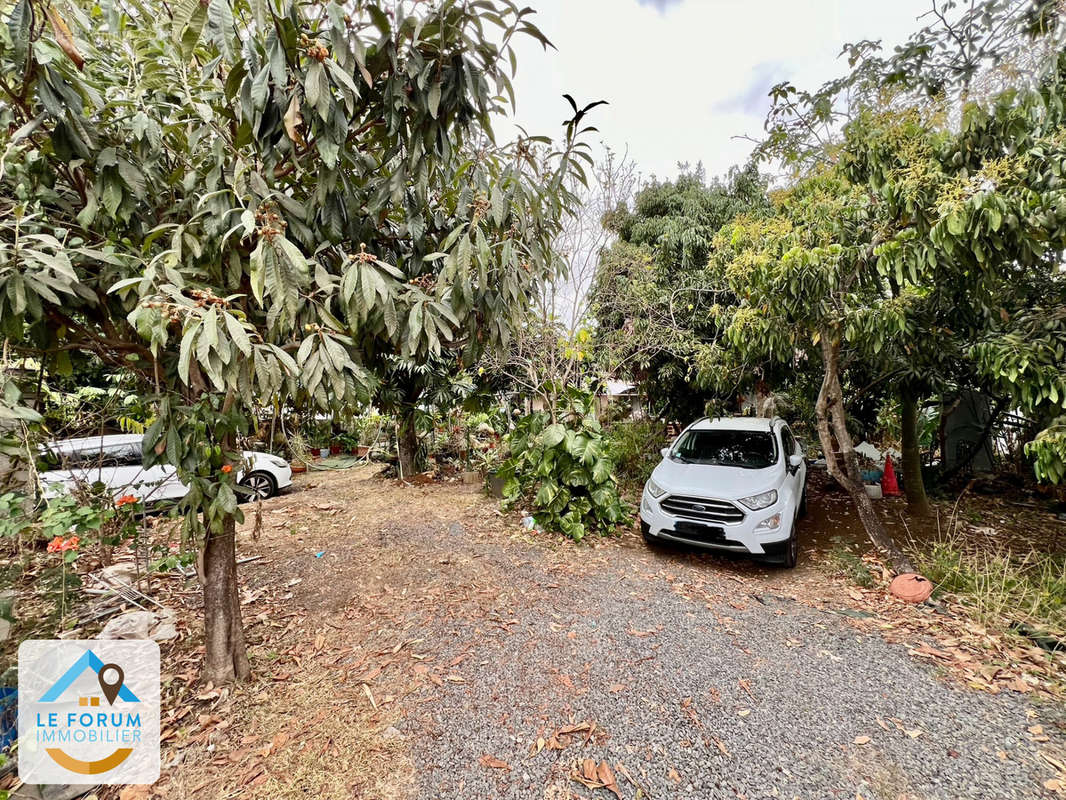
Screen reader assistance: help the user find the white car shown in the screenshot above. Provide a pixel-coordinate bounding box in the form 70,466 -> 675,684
640,416 -> 807,567
39,434 -> 292,503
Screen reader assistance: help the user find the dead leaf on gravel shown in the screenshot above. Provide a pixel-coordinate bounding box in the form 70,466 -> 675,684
626,627 -> 656,638
853,735 -> 871,745
596,762 -> 621,799
1040,752 -> 1066,773
569,759 -> 621,797
478,754 -> 510,771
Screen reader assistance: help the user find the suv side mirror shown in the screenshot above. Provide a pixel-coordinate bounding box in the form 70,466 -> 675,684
788,454 -> 803,472
660,447 -> 670,459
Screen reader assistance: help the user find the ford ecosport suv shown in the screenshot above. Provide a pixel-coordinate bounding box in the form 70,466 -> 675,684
639,417 -> 807,567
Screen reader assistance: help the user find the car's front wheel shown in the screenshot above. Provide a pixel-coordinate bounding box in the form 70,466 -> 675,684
640,520 -> 657,546
767,519 -> 798,568
239,470 -> 277,501
782,523 -> 799,568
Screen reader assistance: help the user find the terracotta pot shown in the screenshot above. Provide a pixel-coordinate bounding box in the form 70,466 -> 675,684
355,445 -> 370,457
291,462 -> 307,474
889,573 -> 933,603
330,444 -> 342,455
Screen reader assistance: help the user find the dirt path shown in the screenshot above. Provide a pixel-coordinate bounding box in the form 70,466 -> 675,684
159,467 -> 1065,800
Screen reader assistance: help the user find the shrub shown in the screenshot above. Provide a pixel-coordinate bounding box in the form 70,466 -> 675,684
917,535 -> 1065,636
497,391 -> 627,541
607,419 -> 667,496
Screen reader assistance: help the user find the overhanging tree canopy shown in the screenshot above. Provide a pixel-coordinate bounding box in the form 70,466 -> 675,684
0,0 -> 593,681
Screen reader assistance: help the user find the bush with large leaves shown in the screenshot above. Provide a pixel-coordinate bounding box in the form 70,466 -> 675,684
498,391 -> 626,541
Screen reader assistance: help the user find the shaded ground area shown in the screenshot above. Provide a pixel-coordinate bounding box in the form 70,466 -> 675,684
150,466 -> 1064,800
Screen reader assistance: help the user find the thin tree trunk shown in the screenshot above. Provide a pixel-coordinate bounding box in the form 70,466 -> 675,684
202,514 -> 250,684
900,387 -> 932,516
397,406 -> 421,478
817,335 -> 915,573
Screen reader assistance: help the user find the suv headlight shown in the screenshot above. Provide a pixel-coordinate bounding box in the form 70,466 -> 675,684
645,478 -> 667,498
738,489 -> 777,510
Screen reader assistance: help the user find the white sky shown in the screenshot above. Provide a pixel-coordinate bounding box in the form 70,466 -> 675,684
497,0 -> 932,182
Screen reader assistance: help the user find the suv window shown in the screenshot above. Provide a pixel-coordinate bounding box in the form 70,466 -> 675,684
100,444 -> 142,468
40,442 -> 142,469
671,429 -> 777,469
780,426 -> 796,457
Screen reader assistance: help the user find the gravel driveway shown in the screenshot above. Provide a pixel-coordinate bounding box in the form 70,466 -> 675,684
213,471 -> 1060,800
366,515 -> 1058,799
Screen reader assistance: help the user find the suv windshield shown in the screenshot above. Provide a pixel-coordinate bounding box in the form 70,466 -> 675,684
671,429 -> 777,469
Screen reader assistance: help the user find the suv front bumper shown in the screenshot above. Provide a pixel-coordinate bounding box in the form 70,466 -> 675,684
639,492 -> 790,555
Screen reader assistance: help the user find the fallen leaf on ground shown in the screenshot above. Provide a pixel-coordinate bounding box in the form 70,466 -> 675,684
853,735 -> 871,745
478,754 -> 510,771
596,761 -> 622,799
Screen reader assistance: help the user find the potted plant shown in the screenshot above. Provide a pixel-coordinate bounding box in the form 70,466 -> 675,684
336,431 -> 361,455
474,439 -> 507,498
288,433 -> 311,472
356,415 -> 382,456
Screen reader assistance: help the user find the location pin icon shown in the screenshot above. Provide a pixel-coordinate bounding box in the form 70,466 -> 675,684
98,663 -> 124,705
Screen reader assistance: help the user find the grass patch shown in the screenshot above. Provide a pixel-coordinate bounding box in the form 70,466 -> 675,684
824,536 -> 875,588
915,531 -> 1065,641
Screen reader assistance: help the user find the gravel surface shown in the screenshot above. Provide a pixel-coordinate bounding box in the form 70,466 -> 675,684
384,519 -> 1058,800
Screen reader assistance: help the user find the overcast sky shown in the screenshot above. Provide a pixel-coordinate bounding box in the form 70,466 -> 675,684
496,0 -> 932,182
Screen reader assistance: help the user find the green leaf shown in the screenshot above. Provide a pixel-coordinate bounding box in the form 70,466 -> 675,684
538,423 -> 566,448
428,80 -> 441,118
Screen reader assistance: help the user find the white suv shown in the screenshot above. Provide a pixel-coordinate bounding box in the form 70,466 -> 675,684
639,417 -> 807,567
39,434 -> 293,503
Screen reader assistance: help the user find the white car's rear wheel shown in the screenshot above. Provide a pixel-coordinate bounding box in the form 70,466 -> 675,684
240,471 -> 277,501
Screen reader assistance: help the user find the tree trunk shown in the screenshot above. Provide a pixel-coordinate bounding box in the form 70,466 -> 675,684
202,515 -> 250,684
816,335 -> 915,574
396,406 -> 421,479
900,387 -> 932,517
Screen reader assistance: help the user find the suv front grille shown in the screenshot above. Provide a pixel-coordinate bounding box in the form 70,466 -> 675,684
659,494 -> 745,524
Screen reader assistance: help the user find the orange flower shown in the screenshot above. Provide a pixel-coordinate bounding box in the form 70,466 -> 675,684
48,535 -> 79,553
221,464 -> 233,474
115,494 -> 138,508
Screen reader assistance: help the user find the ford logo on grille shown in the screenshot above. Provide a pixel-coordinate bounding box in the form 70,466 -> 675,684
692,504 -> 707,511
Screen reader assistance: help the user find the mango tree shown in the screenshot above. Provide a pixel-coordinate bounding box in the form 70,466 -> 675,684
714,172 -> 918,572
0,0 -> 590,682
751,0 -> 1066,514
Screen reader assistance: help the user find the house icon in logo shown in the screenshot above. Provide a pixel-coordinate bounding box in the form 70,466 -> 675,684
40,650 -> 140,704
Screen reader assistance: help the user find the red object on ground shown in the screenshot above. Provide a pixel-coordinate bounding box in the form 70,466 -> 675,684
881,455 -> 901,496
889,573 -> 933,603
